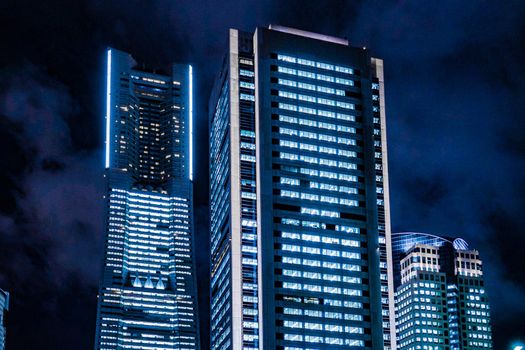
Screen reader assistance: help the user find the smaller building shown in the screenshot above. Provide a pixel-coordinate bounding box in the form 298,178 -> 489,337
396,245 -> 449,349
448,249 -> 491,349
394,233 -> 492,350
0,289 -> 9,350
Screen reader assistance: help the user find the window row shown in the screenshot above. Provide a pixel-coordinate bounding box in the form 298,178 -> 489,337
281,244 -> 360,259
281,231 -> 359,247
276,66 -> 355,87
283,333 -> 364,346
279,119 -> 356,145
277,54 -> 354,75
282,110 -> 355,124
282,256 -> 362,271
280,190 -> 358,207
279,152 -> 356,171
279,101 -> 355,114
279,162 -> 358,184
278,139 -> 357,158
279,218 -> 360,235
282,282 -> 362,297
282,269 -> 362,284
278,91 -> 351,109
278,78 -> 346,96
283,321 -> 363,334
280,123 -> 354,137
284,305 -> 363,317
280,177 -> 357,194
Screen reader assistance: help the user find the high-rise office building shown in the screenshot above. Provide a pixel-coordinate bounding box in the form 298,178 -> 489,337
0,288 -> 8,350
94,48 -> 200,350
209,25 -> 395,350
393,233 -> 492,350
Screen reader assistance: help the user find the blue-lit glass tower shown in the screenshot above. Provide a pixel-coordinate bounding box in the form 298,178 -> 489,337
0,288 -> 8,350
94,48 -> 200,350
209,26 -> 396,350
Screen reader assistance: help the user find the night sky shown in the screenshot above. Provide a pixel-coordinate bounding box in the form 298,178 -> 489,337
1,1 -> 524,349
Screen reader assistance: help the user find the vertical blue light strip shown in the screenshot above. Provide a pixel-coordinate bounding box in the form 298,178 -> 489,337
189,65 -> 193,181
105,49 -> 112,168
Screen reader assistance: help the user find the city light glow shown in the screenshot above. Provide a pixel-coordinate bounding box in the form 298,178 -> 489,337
105,49 -> 112,168
189,64 -> 193,181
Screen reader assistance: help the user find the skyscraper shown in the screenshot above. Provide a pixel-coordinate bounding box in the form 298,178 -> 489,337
393,233 -> 492,349
209,25 -> 395,350
94,48 -> 200,350
0,288 -> 8,350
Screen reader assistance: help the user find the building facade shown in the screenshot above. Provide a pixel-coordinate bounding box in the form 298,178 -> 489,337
0,289 -> 8,350
396,245 -> 449,349
94,48 -> 200,350
209,25 -> 396,350
393,233 -> 492,350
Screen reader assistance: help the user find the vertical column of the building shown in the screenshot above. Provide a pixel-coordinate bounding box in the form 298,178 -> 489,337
447,283 -> 461,350
395,245 -> 449,350
253,29 -> 264,350
371,58 -> 396,350
228,29 -> 244,350
236,33 -> 261,350
361,53 -> 384,350
227,29 -> 261,350
96,48 -> 130,350
454,250 -> 492,349
170,193 -> 200,349
254,28 -> 276,350
209,61 -> 234,348
167,64 -> 200,349
209,61 -> 233,349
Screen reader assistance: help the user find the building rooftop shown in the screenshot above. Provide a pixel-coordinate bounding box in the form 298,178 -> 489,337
393,231 -> 469,252
268,24 -> 349,46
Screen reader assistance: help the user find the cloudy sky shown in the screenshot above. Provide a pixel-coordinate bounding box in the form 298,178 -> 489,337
0,0 -> 524,348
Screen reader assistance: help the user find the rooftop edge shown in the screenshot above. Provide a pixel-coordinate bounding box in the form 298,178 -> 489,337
268,24 -> 349,46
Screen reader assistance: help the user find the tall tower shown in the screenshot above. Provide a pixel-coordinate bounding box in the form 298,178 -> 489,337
209,26 -> 396,350
94,48 -> 200,350
393,233 -> 493,350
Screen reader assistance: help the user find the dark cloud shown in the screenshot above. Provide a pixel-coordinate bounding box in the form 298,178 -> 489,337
0,65 -> 103,348
347,0 -> 525,343
0,1 -> 524,349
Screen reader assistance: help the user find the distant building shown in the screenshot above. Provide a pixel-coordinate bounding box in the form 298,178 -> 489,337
94,48 -> 200,350
393,233 -> 492,349
0,289 -> 8,350
392,232 -> 469,288
209,25 -> 395,350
